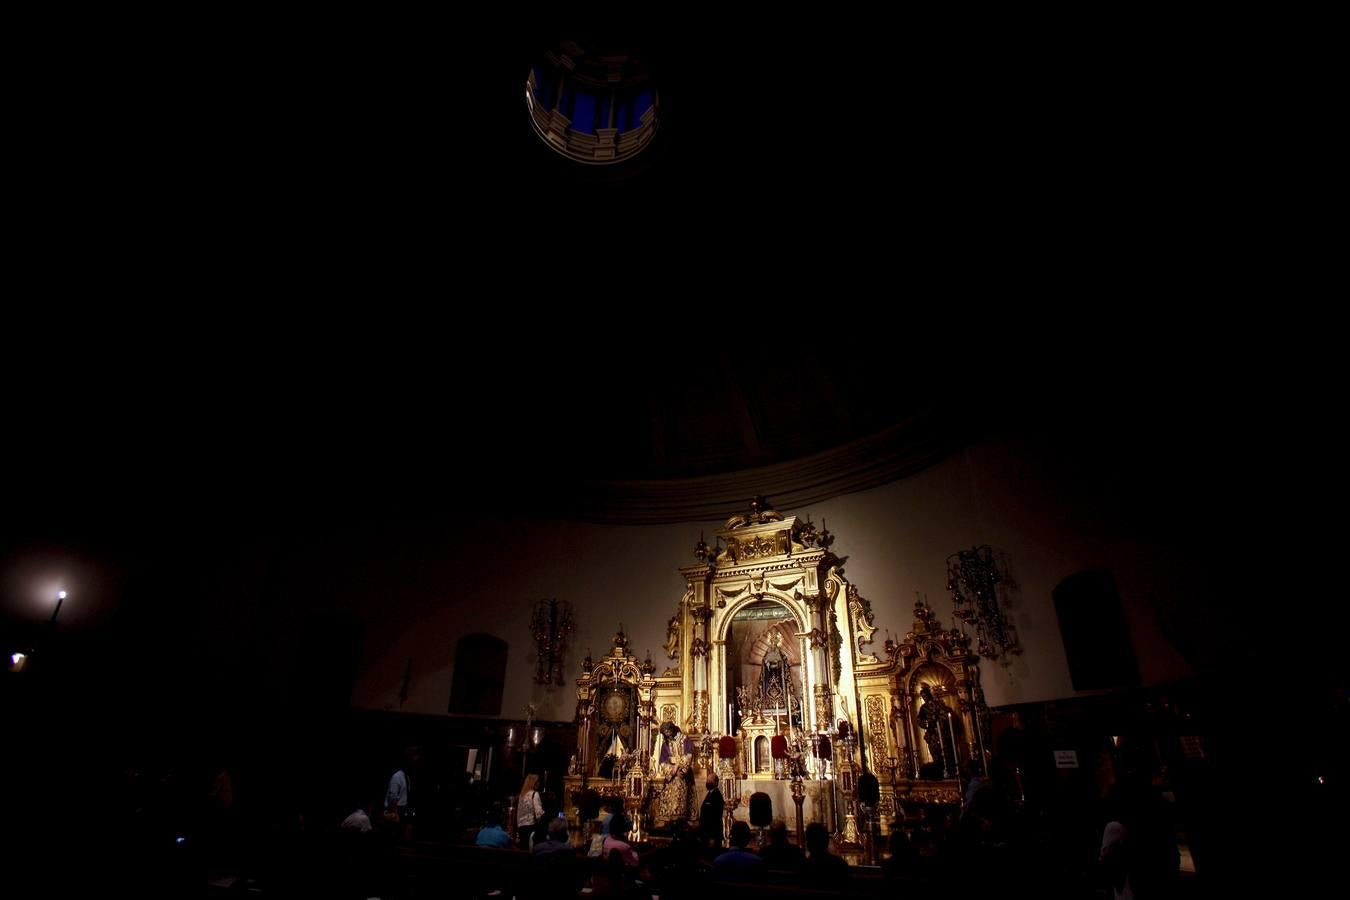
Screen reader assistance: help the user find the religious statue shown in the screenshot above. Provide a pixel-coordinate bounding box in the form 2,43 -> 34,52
760,630 -> 801,730
599,728 -> 629,779
736,684 -> 761,724
663,614 -> 680,660
651,721 -> 695,827
597,687 -> 634,778
763,631 -> 788,694
917,684 -> 955,777
785,730 -> 810,779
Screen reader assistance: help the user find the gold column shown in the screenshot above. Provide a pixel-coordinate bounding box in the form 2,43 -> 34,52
690,605 -> 712,733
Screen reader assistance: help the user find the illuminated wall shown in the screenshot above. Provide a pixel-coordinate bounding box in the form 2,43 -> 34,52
347,433 -> 1196,721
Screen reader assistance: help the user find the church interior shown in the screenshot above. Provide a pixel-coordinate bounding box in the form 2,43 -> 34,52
1,9 -> 1338,900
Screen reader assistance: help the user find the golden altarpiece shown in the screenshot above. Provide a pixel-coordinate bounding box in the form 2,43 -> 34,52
562,498 -> 991,841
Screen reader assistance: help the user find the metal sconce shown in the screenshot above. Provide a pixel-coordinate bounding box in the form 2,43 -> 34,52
530,598 -> 575,685
947,545 -> 1018,658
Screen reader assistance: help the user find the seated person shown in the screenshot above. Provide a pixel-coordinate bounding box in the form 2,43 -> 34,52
525,816 -> 583,898
600,814 -> 640,868
599,798 -> 622,835
593,849 -> 640,898
713,822 -> 765,877
642,822 -> 708,874
340,803 -> 373,833
642,825 -> 710,900
759,820 -> 804,871
475,803 -> 512,848
882,827 -> 917,878
801,822 -> 849,884
532,816 -> 573,855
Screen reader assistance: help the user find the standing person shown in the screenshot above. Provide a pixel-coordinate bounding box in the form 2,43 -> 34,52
699,772 -> 724,851
385,747 -> 419,840
516,774 -> 545,849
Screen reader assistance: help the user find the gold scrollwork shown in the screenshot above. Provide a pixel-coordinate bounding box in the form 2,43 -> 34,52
727,535 -> 781,561
866,694 -> 889,764
849,584 -> 878,658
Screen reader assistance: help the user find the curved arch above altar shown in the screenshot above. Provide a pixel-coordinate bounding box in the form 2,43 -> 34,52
714,592 -> 808,641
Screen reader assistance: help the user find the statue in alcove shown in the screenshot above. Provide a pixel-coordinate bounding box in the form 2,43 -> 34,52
917,684 -> 957,778
651,722 -> 694,826
597,688 -> 634,779
759,630 -> 802,731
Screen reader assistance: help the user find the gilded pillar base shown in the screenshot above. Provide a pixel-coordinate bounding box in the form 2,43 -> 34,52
791,778 -> 806,848
814,684 -> 831,729
690,690 -> 709,733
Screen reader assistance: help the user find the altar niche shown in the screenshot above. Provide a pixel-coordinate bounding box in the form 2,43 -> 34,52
725,600 -> 804,737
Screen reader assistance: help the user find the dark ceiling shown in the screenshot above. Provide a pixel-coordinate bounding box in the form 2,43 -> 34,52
8,7 -> 1252,525
25,6 -> 1236,279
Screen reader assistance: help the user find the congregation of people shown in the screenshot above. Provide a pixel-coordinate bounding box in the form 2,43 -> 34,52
203,748 -> 1180,899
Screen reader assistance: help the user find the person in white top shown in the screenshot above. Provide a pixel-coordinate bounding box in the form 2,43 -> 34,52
516,773 -> 546,848
386,768 -> 409,811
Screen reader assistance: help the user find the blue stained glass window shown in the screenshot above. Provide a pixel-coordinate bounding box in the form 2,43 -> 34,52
633,88 -> 653,119
572,91 -> 597,134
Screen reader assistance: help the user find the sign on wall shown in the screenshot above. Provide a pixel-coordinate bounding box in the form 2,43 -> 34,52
1054,750 -> 1079,769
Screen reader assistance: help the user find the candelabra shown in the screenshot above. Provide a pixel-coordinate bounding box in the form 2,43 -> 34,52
885,755 -> 903,824
947,546 -> 1017,658
530,598 -> 575,684
718,733 -> 741,840
790,776 -> 807,849
836,720 -> 861,848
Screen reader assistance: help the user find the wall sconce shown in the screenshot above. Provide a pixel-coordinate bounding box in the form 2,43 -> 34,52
530,598 -> 575,685
505,720 -> 544,753
948,545 -> 1018,658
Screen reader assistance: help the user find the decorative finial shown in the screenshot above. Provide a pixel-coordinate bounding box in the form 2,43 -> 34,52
818,518 -> 834,549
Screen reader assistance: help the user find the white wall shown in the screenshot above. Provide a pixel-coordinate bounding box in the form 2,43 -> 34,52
348,432 -> 1194,719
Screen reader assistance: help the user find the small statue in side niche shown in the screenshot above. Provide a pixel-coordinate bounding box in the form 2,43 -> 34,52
663,614 -> 680,660
917,684 -> 956,777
